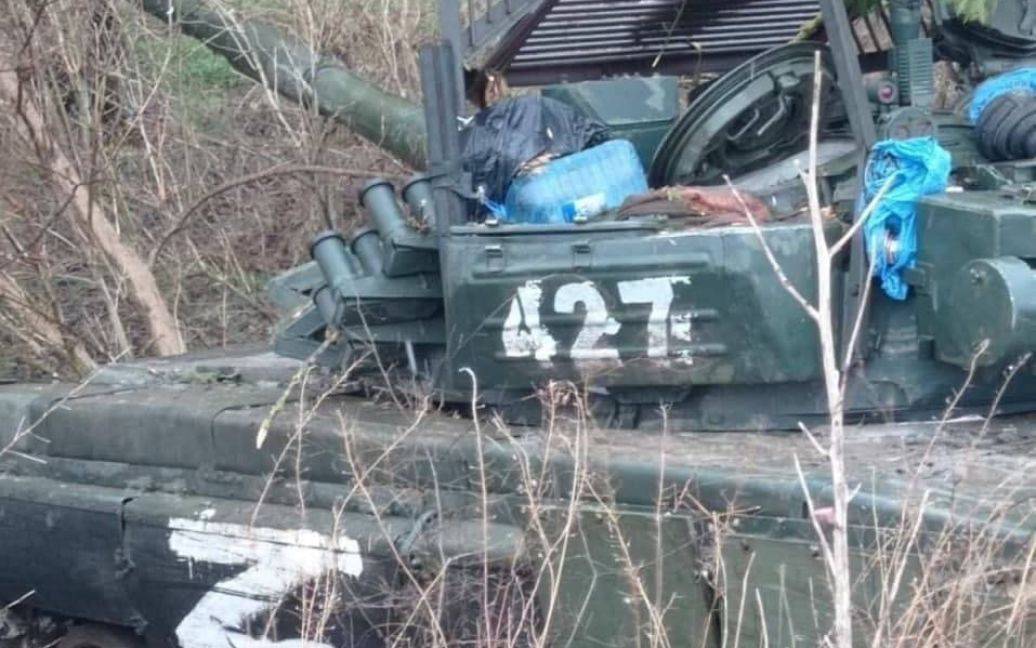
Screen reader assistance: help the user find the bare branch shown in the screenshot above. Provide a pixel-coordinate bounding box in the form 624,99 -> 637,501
149,164 -> 394,264
830,174 -> 896,258
723,176 -> 820,321
799,422 -> 830,458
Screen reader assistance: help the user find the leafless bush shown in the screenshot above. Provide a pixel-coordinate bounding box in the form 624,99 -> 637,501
243,355 -> 1036,648
0,0 -> 429,379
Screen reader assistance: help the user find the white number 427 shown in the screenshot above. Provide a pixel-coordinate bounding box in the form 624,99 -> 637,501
501,276 -> 693,362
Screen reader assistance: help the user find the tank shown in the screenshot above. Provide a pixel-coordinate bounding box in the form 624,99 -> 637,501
3,1 -> 1036,646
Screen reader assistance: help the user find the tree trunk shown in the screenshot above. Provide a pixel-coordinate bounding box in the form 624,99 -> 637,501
0,65 -> 186,357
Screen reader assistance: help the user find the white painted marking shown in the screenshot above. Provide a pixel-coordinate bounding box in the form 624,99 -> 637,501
168,517 -> 362,648
554,282 -> 620,360
501,276 -> 693,362
616,276 -> 691,358
671,312 -> 693,343
502,280 -> 558,361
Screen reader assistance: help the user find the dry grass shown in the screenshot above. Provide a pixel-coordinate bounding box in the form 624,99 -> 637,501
234,363 -> 1036,647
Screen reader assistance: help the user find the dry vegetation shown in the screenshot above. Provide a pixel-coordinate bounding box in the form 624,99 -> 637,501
0,0 -> 431,379
250,367 -> 1036,648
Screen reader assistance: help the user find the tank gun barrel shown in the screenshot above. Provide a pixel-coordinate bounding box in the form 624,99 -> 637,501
138,0 -> 427,168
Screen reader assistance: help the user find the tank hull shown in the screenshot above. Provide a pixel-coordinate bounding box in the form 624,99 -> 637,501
0,349 -> 1033,647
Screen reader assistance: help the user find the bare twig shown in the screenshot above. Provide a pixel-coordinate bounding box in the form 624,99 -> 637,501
829,175 -> 895,258
723,177 -> 819,321
149,164 -> 392,264
729,50 -> 856,647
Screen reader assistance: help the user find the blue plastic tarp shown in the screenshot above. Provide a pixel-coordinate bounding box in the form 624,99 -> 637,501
968,67 -> 1036,122
862,137 -> 951,301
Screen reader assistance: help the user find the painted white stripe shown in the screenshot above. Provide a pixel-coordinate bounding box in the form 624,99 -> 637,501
169,516 -> 362,648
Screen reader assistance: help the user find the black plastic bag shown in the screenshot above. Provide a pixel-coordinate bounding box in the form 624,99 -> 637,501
460,96 -> 609,204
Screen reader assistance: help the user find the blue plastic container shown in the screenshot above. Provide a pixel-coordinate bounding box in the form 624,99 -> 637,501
503,139 -> 647,224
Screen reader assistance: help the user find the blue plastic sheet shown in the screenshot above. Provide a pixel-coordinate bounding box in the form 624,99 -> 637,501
862,137 -> 951,301
968,67 -> 1036,122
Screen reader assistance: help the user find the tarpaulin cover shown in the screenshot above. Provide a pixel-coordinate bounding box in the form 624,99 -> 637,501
968,67 -> 1036,122
460,96 -> 609,205
862,137 -> 951,300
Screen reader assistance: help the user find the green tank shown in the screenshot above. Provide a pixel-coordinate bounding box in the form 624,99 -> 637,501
2,1 -> 1036,646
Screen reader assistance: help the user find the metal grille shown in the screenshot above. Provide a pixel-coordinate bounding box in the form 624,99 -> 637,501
503,0 -> 821,85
